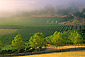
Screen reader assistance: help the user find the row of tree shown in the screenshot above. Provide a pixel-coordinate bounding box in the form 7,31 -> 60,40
46,30 -> 83,46
0,30 -> 83,53
15,4 -> 85,18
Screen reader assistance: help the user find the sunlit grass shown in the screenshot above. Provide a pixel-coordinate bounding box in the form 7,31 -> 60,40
0,29 -> 18,34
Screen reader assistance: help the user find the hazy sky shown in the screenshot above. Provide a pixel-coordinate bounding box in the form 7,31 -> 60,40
0,0 -> 85,13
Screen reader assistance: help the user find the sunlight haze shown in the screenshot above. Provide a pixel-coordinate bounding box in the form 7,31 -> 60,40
0,0 -> 85,17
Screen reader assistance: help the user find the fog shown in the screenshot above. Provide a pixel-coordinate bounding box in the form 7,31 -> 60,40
0,0 -> 85,17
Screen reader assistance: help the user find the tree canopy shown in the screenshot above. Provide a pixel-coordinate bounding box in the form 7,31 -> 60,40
29,32 -> 47,49
51,31 -> 65,46
69,31 -> 83,44
0,38 -> 4,50
12,34 -> 25,52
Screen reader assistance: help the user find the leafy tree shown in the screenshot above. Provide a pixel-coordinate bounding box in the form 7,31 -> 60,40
73,11 -> 84,18
78,29 -> 85,43
66,14 -> 74,20
73,19 -> 76,24
69,31 -> 83,45
0,38 -> 4,50
45,35 -> 52,44
83,8 -> 85,13
51,31 -> 65,46
55,20 -> 58,24
29,32 -> 47,51
57,4 -> 79,16
12,34 -> 25,52
62,31 -> 72,44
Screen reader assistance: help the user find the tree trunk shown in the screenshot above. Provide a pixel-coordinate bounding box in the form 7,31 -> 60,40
39,47 -> 42,53
75,44 -> 76,51
17,49 -> 20,54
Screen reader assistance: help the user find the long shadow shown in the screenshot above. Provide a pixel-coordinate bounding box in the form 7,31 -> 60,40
1,47 -> 85,57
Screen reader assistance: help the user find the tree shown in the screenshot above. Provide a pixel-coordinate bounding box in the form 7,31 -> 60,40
12,34 -> 25,52
73,11 -> 84,18
55,20 -> 58,24
57,3 -> 79,16
83,8 -> 85,13
29,32 -> 47,51
62,31 -> 72,44
69,31 -> 83,45
51,31 -> 65,46
73,19 -> 76,24
45,35 -> 52,44
78,29 -> 85,43
66,14 -> 74,20
0,38 -> 3,50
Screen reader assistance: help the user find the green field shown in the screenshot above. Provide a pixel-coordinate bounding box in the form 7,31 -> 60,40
0,0 -> 85,55
0,25 -> 84,44
0,17 -> 85,52
0,17 -> 66,26
0,17 -> 85,44
0,29 -> 17,35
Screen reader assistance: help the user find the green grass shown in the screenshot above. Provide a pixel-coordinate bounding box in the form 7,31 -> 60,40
0,29 -> 17,35
0,17 -> 84,44
2,45 -> 13,50
0,17 -> 66,26
0,16 -> 84,56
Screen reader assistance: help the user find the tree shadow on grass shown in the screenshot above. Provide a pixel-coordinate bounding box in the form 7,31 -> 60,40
1,47 -> 85,57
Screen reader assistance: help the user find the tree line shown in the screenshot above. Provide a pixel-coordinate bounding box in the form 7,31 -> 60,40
15,4 -> 85,18
0,30 -> 84,53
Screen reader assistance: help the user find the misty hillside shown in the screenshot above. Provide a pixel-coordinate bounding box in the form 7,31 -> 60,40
0,1 -> 85,25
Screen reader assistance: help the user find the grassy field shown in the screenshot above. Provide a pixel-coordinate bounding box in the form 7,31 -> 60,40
0,17 -> 84,52
0,25 -> 84,44
0,17 -> 66,26
0,29 -> 17,35
13,50 -> 85,57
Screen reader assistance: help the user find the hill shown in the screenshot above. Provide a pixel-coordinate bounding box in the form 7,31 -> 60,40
59,18 -> 85,25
